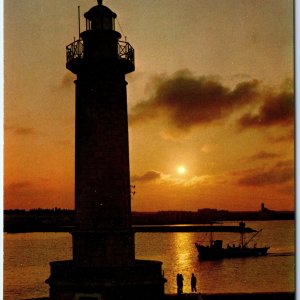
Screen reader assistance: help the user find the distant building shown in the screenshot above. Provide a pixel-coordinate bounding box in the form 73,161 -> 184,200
261,202 -> 273,213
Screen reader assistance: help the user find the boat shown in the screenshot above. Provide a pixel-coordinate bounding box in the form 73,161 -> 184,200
195,222 -> 270,260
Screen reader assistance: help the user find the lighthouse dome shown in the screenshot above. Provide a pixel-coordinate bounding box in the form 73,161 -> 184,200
84,3 -> 117,20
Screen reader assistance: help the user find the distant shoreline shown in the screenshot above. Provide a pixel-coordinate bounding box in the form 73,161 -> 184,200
4,208 -> 294,233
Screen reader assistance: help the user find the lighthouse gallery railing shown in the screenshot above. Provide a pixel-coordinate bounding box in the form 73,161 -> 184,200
66,39 -> 135,66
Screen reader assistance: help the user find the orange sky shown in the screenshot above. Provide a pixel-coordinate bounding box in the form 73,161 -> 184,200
4,0 -> 294,211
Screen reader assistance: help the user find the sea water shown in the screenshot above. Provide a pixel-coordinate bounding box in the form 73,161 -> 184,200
4,220 -> 294,300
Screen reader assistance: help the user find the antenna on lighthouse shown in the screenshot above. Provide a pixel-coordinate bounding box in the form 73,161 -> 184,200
98,0 -> 103,5
78,6 -> 81,39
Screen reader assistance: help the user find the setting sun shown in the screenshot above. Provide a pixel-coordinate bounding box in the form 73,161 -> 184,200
177,165 -> 187,175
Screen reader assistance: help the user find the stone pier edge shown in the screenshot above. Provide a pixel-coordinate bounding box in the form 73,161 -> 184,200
29,291 -> 295,300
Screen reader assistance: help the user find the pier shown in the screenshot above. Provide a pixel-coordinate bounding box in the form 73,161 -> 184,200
30,292 -> 295,300
165,292 -> 294,299
166,292 -> 295,299
133,225 -> 256,233
5,224 -> 256,233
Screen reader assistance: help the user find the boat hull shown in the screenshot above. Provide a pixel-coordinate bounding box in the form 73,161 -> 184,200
195,244 -> 270,260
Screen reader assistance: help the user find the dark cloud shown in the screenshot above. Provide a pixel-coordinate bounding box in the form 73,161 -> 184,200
129,70 -> 260,130
131,170 -> 161,182
247,150 -> 280,161
14,127 -> 36,135
275,159 -> 294,169
129,70 -> 294,133
237,160 -> 294,187
238,170 -> 292,186
238,91 -> 294,129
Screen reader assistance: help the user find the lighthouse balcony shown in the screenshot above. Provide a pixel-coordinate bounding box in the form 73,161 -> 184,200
66,39 -> 84,63
66,39 -> 135,74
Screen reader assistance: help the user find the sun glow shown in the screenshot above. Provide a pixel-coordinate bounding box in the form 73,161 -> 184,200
177,165 -> 187,175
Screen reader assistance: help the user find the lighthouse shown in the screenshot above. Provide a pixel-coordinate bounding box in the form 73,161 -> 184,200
46,1 -> 165,299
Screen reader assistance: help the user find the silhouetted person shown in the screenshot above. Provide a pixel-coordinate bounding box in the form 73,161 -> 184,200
191,273 -> 197,292
180,274 -> 184,293
176,273 -> 184,294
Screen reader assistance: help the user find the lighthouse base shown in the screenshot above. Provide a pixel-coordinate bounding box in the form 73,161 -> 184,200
46,260 -> 165,300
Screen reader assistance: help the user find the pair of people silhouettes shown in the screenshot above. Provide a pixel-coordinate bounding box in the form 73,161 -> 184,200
176,273 -> 197,294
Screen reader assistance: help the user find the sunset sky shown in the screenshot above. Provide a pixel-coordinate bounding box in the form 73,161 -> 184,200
5,0 -> 294,211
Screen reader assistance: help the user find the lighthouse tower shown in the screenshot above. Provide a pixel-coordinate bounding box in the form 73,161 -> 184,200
46,1 -> 165,299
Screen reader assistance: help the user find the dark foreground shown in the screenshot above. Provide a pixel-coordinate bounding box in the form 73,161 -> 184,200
30,292 -> 295,300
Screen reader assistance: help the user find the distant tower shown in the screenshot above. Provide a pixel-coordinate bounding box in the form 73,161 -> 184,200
46,2 -> 165,299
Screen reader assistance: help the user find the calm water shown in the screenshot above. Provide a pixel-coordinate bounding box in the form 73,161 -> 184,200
4,220 -> 294,300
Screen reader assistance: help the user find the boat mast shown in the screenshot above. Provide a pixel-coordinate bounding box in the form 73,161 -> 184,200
239,221 -> 245,247
210,223 -> 214,246
241,231 -> 244,247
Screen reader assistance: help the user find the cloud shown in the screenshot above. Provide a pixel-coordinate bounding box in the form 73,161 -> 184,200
5,179 -> 51,193
201,144 -> 217,154
231,73 -> 252,80
238,91 -> 294,129
247,150 -> 280,161
4,179 -> 73,209
131,169 -> 212,187
267,129 -> 294,144
129,70 -> 260,131
164,175 -> 211,187
236,160 -> 294,187
5,181 -> 32,191
59,73 -> 75,89
5,126 -> 37,136
278,184 -> 294,196
14,127 -> 36,135
131,170 -> 161,182
238,170 -> 292,186
129,70 -> 294,134
275,159 -> 294,168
